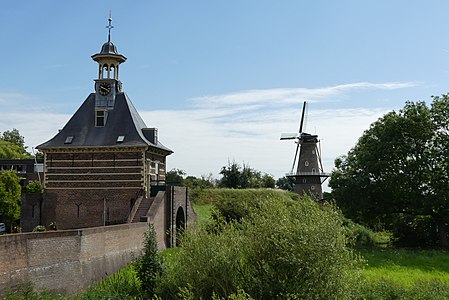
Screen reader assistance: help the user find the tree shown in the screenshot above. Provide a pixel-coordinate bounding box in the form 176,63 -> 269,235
136,223 -> 163,297
165,168 -> 186,185
183,174 -> 216,189
0,171 -> 21,231
329,97 -> 449,247
0,129 -> 29,157
276,176 -> 294,191
219,160 -> 275,189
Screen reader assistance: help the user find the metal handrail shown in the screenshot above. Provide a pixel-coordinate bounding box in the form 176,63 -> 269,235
286,171 -> 331,177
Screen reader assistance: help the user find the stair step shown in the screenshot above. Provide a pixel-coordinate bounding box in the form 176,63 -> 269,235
131,197 -> 154,223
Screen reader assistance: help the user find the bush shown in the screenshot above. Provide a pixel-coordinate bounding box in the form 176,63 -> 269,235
25,180 -> 43,194
344,219 -> 392,248
157,196 -> 363,299
32,225 -> 46,232
77,264 -> 140,300
136,223 -> 163,298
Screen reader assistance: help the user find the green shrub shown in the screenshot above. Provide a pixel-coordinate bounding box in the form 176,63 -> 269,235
136,223 -> 163,298
32,225 -> 46,232
344,219 -> 392,248
76,264 -> 140,300
25,180 -> 43,194
157,196 -> 363,299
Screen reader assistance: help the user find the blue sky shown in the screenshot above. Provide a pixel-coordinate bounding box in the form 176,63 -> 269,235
1,1 -> 449,184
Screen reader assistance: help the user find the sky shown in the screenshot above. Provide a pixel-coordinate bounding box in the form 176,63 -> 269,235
1,1 -> 449,188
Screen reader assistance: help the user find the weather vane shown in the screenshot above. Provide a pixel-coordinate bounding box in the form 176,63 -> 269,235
106,11 -> 114,42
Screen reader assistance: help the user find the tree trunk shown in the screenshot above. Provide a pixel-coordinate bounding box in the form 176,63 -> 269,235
435,212 -> 449,249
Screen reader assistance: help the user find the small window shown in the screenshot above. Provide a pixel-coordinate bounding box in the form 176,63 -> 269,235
311,150 -> 315,155
305,161 -> 309,167
96,110 -> 107,127
302,178 -> 307,183
64,136 -> 74,144
117,135 -> 125,143
34,164 -> 44,173
312,168 -> 316,174
311,185 -> 316,191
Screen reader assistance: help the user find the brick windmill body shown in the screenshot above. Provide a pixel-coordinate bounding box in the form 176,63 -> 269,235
281,102 -> 330,199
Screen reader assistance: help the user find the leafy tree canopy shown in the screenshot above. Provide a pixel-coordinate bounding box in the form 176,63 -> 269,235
219,160 -> 275,189
0,171 -> 21,230
276,176 -> 294,191
329,95 -> 449,247
0,129 -> 31,158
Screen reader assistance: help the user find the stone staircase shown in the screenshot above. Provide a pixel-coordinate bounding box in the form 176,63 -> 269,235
131,197 -> 153,223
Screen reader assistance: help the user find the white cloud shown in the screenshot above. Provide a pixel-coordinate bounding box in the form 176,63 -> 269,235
191,81 -> 418,108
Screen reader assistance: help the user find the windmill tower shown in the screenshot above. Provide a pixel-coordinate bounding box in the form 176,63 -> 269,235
281,101 -> 330,200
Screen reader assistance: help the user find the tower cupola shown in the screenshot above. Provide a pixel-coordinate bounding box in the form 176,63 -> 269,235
92,17 -> 126,112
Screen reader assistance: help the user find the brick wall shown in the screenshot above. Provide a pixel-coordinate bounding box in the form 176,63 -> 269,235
0,223 -> 146,295
42,189 -> 139,229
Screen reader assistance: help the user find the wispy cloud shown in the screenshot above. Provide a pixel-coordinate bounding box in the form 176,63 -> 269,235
191,81 -> 419,108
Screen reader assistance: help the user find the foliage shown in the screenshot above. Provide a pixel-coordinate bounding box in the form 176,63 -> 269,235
0,171 -> 21,230
330,96 -> 449,247
157,196 -> 362,299
0,129 -> 30,158
3,283 -> 66,300
166,169 -> 217,189
344,219 -> 392,248
219,160 -> 275,189
183,174 -> 216,189
32,225 -> 46,232
136,223 -> 163,298
165,168 -> 186,185
25,180 -> 44,194
76,264 -> 141,300
275,176 -> 294,191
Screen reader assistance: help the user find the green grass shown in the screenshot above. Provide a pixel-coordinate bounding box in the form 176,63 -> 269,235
189,188 -> 298,205
359,248 -> 449,299
361,248 -> 449,285
192,203 -> 213,226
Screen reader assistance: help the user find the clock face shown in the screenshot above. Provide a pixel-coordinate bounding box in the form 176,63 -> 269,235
98,82 -> 111,96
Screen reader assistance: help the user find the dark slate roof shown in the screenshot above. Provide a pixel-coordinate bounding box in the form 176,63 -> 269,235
37,93 -> 173,153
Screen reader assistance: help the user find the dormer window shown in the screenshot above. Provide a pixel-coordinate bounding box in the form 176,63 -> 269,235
116,135 -> 125,143
96,110 -> 107,127
64,136 -> 74,144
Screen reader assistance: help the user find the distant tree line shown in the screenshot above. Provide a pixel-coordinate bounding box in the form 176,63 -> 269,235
165,160 -> 281,190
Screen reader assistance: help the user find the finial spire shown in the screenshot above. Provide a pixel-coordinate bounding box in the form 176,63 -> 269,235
106,11 -> 114,42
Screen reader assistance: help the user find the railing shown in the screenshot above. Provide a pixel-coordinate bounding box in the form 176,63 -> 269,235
127,189 -> 145,223
286,171 -> 331,177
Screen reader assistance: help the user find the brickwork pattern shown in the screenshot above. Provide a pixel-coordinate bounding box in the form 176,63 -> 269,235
0,223 -> 146,295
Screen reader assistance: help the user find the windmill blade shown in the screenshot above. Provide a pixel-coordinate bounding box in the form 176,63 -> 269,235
291,141 -> 300,173
298,101 -> 307,134
280,133 -> 298,140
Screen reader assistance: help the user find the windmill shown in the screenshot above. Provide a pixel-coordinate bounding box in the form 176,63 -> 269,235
280,101 -> 330,200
